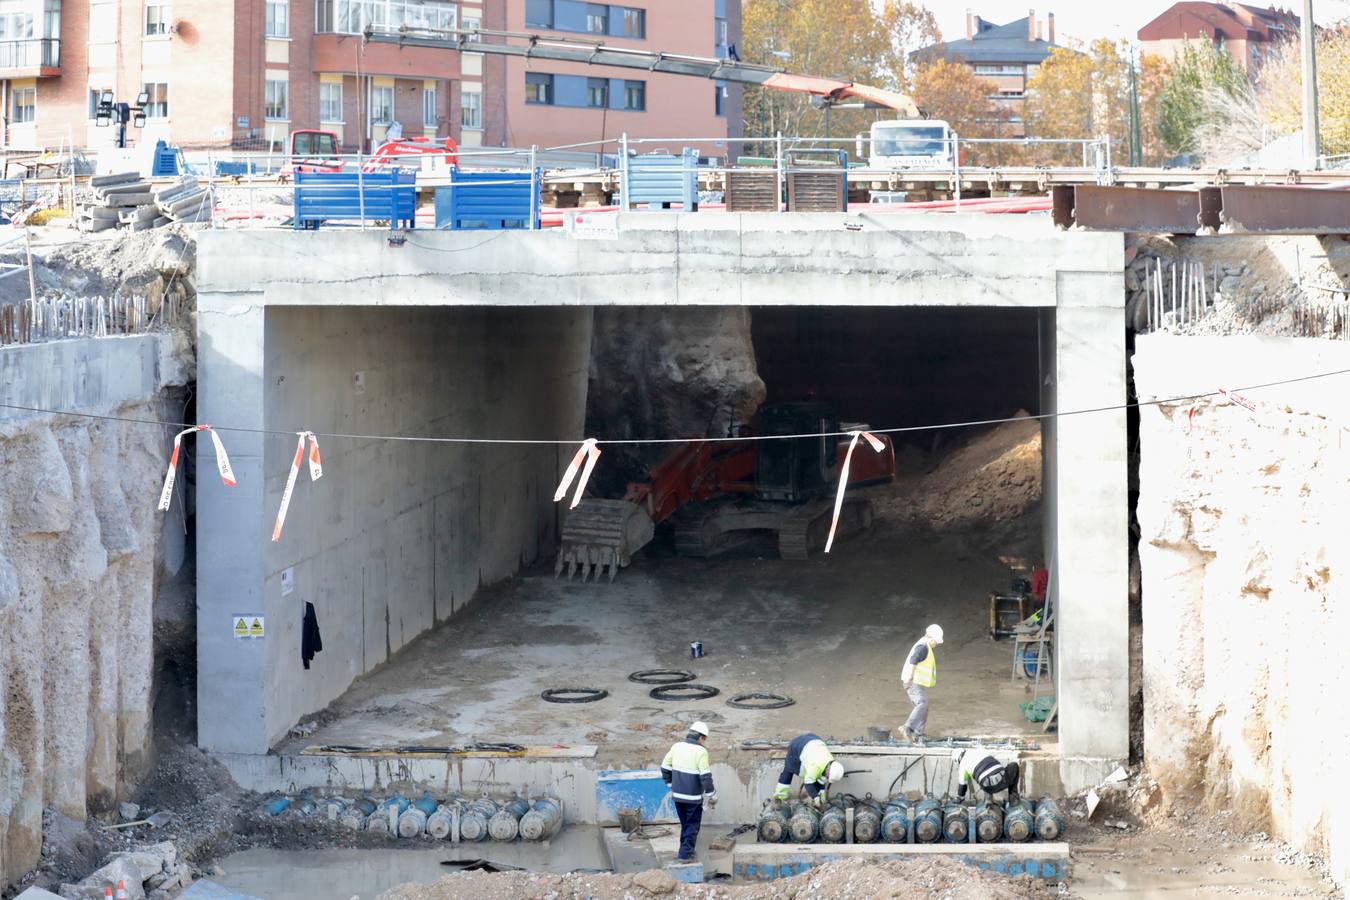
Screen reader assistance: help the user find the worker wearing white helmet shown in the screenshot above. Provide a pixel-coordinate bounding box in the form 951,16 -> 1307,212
952,748 -> 1021,804
899,623 -> 943,742
661,721 -> 716,862
773,733 -> 845,806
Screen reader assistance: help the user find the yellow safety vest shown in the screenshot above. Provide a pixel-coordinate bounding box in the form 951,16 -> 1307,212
911,639 -> 936,687
800,739 -> 835,785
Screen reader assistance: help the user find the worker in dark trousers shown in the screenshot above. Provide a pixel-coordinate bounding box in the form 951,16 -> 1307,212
660,721 -> 717,862
772,733 -> 844,805
953,748 -> 1021,803
899,623 -> 943,742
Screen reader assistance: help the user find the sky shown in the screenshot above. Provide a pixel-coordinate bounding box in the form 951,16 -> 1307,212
920,1 -> 1350,44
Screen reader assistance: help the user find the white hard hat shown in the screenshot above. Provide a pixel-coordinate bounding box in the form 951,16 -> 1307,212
926,624 -> 944,644
689,721 -> 710,738
826,761 -> 845,783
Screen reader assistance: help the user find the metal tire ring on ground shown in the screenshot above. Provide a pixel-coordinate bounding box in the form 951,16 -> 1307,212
727,692 -> 796,710
628,669 -> 698,685
540,688 -> 609,703
649,684 -> 720,702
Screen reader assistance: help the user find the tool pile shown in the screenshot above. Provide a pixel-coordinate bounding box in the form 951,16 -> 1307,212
757,794 -> 1064,845
79,172 -> 211,232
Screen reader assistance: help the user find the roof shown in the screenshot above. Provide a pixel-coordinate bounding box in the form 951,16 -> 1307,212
1138,2 -> 1299,43
913,16 -> 1059,65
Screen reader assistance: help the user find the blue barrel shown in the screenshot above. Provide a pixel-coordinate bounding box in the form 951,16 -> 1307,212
881,797 -> 910,843
913,796 -> 942,843
1034,796 -> 1065,841
1004,798 -> 1034,842
263,796 -> 290,817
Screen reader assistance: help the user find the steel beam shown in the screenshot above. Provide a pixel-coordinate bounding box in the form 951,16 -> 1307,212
1059,185 -> 1205,233
1218,185 -> 1350,234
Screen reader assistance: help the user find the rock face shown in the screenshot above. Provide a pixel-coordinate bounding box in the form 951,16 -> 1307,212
586,307 -> 765,485
1135,334 -> 1350,887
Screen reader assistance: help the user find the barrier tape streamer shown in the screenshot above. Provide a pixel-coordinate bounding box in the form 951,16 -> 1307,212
553,438 -> 601,509
824,431 -> 886,553
1219,388 -> 1257,413
272,432 -> 323,542
158,425 -> 236,512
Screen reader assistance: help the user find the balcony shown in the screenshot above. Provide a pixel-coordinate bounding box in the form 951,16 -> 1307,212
0,38 -> 60,77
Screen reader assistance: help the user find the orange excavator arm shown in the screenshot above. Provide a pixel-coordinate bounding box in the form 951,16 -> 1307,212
761,74 -> 921,117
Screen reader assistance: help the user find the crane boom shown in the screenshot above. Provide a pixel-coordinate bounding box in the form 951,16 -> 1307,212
363,25 -> 920,117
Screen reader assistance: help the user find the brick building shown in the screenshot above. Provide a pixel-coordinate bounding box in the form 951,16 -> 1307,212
1138,2 -> 1299,76
0,0 -> 741,154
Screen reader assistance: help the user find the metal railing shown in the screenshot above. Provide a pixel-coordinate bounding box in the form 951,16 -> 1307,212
0,38 -> 60,69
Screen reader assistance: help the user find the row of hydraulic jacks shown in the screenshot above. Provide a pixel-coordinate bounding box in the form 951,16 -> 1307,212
265,790 -> 564,842
757,794 -> 1064,845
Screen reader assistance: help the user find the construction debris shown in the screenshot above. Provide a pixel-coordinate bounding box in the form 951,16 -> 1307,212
77,172 -> 211,233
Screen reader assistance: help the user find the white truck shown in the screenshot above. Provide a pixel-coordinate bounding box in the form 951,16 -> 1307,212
856,119 -> 954,169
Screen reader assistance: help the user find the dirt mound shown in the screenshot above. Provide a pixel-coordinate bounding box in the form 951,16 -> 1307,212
878,416 -> 1041,536
376,857 -> 1054,900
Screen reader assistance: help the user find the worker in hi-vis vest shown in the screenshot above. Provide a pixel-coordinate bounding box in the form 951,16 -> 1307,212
899,623 -> 943,742
953,748 -> 1021,804
772,733 -> 844,806
660,721 -> 717,862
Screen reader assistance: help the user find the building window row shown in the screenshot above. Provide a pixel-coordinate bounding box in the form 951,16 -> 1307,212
315,0 -> 457,35
461,88 -> 481,129
526,1 -> 645,39
370,83 -> 394,123
265,78 -> 288,120
972,64 -> 1024,76
266,0 -> 289,37
319,82 -> 343,122
526,72 -> 644,110
142,82 -> 169,118
11,86 -> 34,124
145,2 -> 171,36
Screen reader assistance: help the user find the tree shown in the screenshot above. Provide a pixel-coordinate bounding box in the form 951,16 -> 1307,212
877,1 -> 942,92
1254,27 -> 1350,159
1024,40 -> 1132,166
1137,54 -> 1170,166
909,59 -> 1008,162
1155,40 -> 1248,158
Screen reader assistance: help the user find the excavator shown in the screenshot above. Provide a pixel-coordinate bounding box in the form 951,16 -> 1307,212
556,402 -> 897,582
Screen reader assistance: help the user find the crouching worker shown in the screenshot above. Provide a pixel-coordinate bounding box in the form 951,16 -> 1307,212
772,732 -> 844,807
954,748 -> 1021,804
661,721 -> 717,862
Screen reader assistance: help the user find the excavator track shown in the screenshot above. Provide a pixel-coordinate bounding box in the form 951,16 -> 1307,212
555,499 -> 655,582
778,497 -> 874,560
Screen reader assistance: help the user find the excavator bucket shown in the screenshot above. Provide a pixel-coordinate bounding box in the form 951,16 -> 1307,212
555,500 -> 656,583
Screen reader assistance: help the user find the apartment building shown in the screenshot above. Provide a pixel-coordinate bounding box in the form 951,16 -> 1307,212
1138,2 -> 1299,76
0,0 -> 740,155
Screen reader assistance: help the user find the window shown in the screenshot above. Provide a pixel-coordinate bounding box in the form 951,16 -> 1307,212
266,0 -> 288,37
973,64 -> 1024,75
525,0 -> 552,28
619,6 -> 644,38
142,82 -> 169,118
315,0 -> 456,35
463,13 -> 480,41
525,72 -> 554,105
585,3 -> 606,33
461,89 -> 481,129
11,87 -> 34,124
319,82 -> 343,121
715,80 -> 726,116
370,84 -> 394,122
145,2 -> 170,36
292,131 -> 339,157
422,85 -> 437,127
265,78 -> 289,119
89,0 -> 116,39
586,77 -> 608,108
623,79 -> 644,111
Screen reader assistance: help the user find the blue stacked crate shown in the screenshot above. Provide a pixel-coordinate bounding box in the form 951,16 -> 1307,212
621,148 -> 699,211
293,171 -> 417,230
435,169 -> 539,230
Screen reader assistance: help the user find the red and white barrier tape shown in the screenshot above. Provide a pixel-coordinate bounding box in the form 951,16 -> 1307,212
553,438 -> 601,509
1219,388 -> 1257,413
824,430 -> 886,553
158,426 -> 236,511
272,431 -> 323,542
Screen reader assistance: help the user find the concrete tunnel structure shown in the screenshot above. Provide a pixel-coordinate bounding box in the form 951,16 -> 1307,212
194,213 -> 1128,801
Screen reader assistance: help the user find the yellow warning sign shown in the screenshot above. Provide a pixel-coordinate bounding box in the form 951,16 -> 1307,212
233,614 -> 266,640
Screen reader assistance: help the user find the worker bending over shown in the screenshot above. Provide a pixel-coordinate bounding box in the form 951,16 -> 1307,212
661,721 -> 717,862
899,623 -> 943,742
953,748 -> 1021,804
773,733 -> 844,806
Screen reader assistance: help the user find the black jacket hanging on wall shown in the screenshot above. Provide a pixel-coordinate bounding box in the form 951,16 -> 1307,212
302,602 -> 323,670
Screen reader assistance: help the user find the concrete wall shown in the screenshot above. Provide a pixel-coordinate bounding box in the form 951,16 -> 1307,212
0,335 -> 186,887
1135,334 -> 1350,887
195,305 -> 592,753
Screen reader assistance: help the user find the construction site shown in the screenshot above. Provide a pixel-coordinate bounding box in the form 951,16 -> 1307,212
0,12 -> 1348,899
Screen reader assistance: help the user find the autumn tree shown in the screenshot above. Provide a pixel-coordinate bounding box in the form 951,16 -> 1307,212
1137,54 -> 1170,166
878,0 -> 942,92
1254,28 -> 1350,159
1024,40 -> 1132,166
909,59 -> 1012,162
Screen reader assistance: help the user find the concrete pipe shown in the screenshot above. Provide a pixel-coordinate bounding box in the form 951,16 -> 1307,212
974,801 -> 1004,843
880,797 -> 910,843
1034,796 -> 1065,841
1003,798 -> 1034,843
853,796 -> 884,844
458,798 -> 500,843
941,803 -> 969,843
426,806 -> 455,840
757,801 -> 789,843
519,797 -> 564,842
489,796 -> 531,841
787,801 -> 821,843
398,807 -> 429,838
912,797 -> 943,844
818,801 -> 848,844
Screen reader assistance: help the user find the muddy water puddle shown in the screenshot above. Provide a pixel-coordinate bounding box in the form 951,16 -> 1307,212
213,826 -> 609,899
1072,846 -> 1336,898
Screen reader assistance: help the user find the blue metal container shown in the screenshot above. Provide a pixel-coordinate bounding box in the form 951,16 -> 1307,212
293,171 -> 416,230
621,148 -> 699,211
435,169 -> 540,230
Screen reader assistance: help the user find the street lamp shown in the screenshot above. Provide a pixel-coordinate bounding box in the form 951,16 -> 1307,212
94,91 -> 150,148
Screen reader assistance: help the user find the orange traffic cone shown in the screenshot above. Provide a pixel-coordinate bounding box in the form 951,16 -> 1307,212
103,888 -> 113,899
114,880 -> 130,900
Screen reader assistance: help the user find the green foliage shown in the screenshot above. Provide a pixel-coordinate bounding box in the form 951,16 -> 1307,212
1156,41 -> 1249,157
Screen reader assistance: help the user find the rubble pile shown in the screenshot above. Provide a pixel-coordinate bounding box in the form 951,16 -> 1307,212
78,173 -> 210,233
